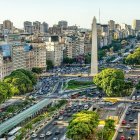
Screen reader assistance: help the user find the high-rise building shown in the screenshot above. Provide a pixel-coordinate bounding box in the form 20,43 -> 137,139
24,21 -> 33,34
3,20 -> 13,31
33,21 -> 41,33
132,20 -> 140,31
12,45 -> 27,70
58,20 -> 68,29
32,43 -> 47,71
108,20 -> 115,30
40,22 -> 49,33
48,25 -> 62,35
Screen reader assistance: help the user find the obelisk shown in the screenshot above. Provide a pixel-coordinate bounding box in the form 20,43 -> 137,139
90,16 -> 98,76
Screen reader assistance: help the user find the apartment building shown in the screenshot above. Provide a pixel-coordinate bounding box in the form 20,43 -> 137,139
0,52 -> 12,80
32,43 -> 46,71
12,44 -> 27,70
46,36 -> 63,66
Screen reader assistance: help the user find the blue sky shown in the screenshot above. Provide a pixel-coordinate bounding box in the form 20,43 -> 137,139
0,0 -> 140,29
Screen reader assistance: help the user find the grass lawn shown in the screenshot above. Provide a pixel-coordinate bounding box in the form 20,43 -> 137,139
66,80 -> 94,90
108,131 -> 115,140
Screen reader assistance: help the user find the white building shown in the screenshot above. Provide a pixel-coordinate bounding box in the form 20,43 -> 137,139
46,36 -> 64,66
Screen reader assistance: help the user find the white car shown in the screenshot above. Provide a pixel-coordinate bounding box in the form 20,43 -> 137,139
40,134 -> 45,138
46,131 -> 52,136
126,124 -> 131,128
118,128 -> 123,133
58,116 -> 63,120
133,119 -> 137,124
53,137 -> 58,140
31,133 -> 37,138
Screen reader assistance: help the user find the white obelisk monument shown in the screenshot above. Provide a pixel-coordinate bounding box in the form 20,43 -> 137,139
90,16 -> 98,76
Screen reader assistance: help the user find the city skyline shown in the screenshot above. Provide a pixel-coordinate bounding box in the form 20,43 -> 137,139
0,0 -> 140,29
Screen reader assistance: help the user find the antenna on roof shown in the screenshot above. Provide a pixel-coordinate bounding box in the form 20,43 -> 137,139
99,8 -> 101,24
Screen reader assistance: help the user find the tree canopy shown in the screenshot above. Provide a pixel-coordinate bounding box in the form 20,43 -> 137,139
46,60 -> 54,70
32,67 -> 43,74
0,82 -> 11,103
66,111 -> 99,140
63,57 -> 75,64
3,69 -> 37,96
94,68 -> 125,96
125,47 -> 140,65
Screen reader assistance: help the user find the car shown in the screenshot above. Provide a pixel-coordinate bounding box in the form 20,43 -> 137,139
133,119 -> 137,124
52,137 -> 59,140
40,134 -> 45,138
53,121 -> 58,125
132,109 -> 136,113
130,129 -> 135,135
59,110 -> 64,115
126,111 -> 130,115
58,116 -> 63,120
120,136 -> 126,140
55,115 -> 59,119
126,124 -> 131,129
118,128 -> 123,133
31,133 -> 37,138
129,117 -> 133,121
127,137 -> 132,140
55,130 -> 60,135
46,131 -> 52,136
122,120 -> 127,125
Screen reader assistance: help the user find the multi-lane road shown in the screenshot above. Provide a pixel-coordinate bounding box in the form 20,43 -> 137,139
30,103 -> 91,140
116,105 -> 139,140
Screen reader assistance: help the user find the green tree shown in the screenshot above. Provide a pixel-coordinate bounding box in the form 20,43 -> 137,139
46,60 -> 54,70
125,47 -> 140,65
0,82 -> 11,103
32,67 -> 43,74
63,57 -> 75,64
4,70 -> 34,95
66,111 -> 99,140
94,68 -> 125,97
98,50 -> 106,60
16,69 -> 37,85
136,80 -> 140,90
84,54 -> 91,64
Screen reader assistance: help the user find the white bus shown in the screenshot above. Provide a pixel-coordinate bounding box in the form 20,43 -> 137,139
7,136 -> 16,140
8,127 -> 21,137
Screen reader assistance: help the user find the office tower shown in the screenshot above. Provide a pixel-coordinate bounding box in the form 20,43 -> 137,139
40,22 -> 49,33
24,21 -> 33,34
3,20 -> 13,31
58,20 -> 68,29
108,20 -> 115,30
132,20 -> 140,31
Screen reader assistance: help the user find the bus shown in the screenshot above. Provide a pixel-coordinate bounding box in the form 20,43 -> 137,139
8,127 -> 21,137
7,136 -> 16,140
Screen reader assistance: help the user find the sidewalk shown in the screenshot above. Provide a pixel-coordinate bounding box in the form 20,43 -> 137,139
138,113 -> 140,140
